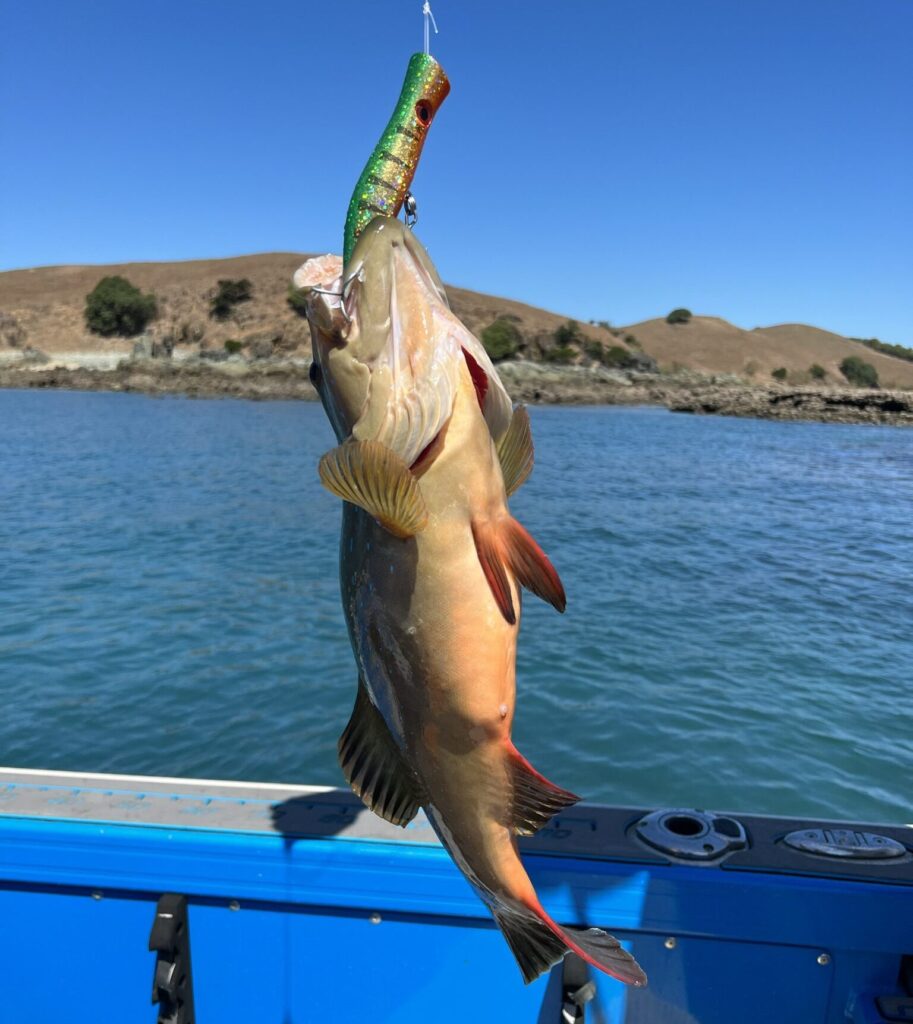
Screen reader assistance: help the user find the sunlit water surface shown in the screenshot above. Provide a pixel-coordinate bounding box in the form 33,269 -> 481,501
1,391 -> 910,823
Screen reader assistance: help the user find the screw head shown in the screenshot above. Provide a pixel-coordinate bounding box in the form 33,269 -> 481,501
369,912 -> 382,925
664,937 -> 677,950
817,953 -> 830,966
228,900 -> 241,912
91,891 -> 103,901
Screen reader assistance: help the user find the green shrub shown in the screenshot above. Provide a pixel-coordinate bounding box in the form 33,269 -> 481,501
624,334 -> 640,348
84,276 -> 157,337
480,318 -> 521,361
210,279 -> 252,321
852,337 -> 913,364
544,345 -> 576,364
666,308 -> 692,325
603,345 -> 636,368
809,363 -> 827,380
224,339 -> 244,355
771,367 -> 788,381
840,355 -> 879,388
554,320 -> 583,347
584,340 -> 604,361
287,286 -> 309,318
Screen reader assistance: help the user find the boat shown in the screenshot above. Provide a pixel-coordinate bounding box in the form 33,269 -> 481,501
0,766 -> 909,1022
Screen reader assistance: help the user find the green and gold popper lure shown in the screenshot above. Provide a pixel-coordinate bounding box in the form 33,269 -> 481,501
343,51 -> 450,264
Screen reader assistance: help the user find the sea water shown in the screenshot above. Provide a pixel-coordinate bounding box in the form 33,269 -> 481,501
1,390 -> 910,823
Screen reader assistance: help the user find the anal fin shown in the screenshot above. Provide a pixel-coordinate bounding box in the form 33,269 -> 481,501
507,743 -> 579,835
496,406 -> 534,498
338,681 -> 423,827
319,440 -> 428,538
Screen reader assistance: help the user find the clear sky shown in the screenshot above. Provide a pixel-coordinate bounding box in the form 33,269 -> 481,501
2,0 -> 911,343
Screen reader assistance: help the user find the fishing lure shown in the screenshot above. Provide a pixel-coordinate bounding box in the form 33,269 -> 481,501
343,52 -> 450,264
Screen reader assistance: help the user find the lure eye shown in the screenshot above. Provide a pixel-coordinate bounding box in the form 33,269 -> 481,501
415,100 -> 432,126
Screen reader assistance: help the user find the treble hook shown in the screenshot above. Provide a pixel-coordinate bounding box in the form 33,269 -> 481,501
404,192 -> 418,229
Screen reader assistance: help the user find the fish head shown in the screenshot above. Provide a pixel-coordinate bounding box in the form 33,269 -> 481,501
298,217 -> 512,465
294,253 -> 364,442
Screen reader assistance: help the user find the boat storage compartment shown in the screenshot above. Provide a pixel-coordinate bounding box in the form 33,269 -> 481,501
0,769 -> 910,1023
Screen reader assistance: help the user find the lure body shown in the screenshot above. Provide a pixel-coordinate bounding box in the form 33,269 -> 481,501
343,52 -> 450,263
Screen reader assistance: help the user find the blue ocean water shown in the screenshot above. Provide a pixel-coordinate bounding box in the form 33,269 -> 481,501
0,390 -> 910,823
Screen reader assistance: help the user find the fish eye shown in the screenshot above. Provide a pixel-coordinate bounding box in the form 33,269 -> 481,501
415,100 -> 432,126
309,361 -> 321,387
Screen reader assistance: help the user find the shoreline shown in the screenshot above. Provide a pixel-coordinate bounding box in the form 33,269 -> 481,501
1,357 -> 912,426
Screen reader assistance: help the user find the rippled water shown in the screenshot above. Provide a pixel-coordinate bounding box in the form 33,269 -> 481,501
1,390 -> 910,823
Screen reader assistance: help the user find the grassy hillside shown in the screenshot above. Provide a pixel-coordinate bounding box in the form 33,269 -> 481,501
623,316 -> 913,389
1,254 -> 911,388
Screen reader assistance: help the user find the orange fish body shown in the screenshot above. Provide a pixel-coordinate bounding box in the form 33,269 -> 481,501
298,218 -> 645,987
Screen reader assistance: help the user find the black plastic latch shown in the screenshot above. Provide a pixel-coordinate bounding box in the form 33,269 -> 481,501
561,953 -> 596,1023
876,997 -> 913,1022
149,893 -> 195,1024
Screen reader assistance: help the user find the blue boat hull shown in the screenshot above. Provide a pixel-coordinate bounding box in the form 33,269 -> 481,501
0,769 -> 909,1022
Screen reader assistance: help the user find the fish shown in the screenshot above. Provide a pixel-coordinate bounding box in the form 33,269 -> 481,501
296,216 -> 646,988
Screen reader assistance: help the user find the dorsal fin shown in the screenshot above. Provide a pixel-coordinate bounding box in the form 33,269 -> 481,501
318,440 -> 428,538
496,407 -> 534,498
338,681 -> 424,828
506,742 -> 579,836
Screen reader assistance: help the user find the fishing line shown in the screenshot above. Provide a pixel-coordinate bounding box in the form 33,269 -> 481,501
422,2 -> 438,56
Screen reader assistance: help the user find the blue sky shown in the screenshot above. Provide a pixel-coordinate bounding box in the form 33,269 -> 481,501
2,0 -> 911,343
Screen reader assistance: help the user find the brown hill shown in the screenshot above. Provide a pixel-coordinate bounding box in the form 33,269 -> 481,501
0,253 -> 615,362
1,255 -> 910,389
625,316 -> 913,389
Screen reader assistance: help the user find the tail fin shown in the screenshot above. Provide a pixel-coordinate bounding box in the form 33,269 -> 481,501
491,902 -> 646,988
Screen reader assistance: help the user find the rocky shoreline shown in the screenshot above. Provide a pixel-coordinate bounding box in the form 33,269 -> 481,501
1,356 -> 911,426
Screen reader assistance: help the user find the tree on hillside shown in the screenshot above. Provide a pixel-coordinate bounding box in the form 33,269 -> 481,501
771,367 -> 788,381
666,308 -> 692,325
480,319 -> 521,361
809,363 -> 827,380
210,279 -> 252,321
840,356 -> 879,388
84,276 -> 157,337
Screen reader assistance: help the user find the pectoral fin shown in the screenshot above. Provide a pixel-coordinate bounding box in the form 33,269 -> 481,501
496,407 -> 534,497
338,680 -> 424,828
318,440 -> 428,538
507,742 -> 579,836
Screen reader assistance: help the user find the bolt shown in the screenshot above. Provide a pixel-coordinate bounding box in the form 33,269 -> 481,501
664,937 -> 677,950
229,900 -> 241,912
817,953 -> 830,966
91,891 -> 103,901
369,912 -> 382,925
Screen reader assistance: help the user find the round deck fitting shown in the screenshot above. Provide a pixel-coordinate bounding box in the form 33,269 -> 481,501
635,809 -> 747,860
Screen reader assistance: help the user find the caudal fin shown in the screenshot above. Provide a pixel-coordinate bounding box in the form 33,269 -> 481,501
491,902 -> 646,988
